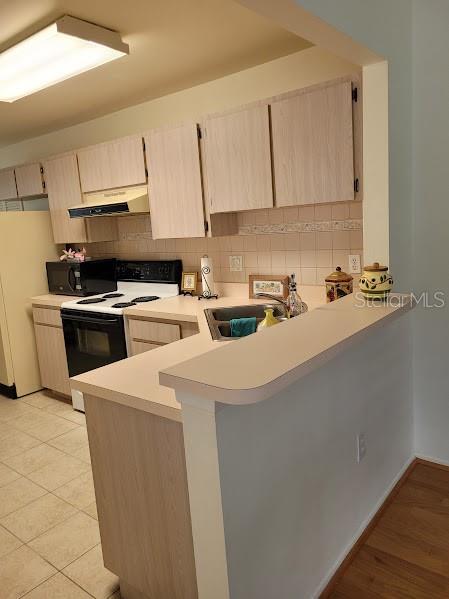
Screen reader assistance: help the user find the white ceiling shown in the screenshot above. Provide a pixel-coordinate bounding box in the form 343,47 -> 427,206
0,0 -> 311,147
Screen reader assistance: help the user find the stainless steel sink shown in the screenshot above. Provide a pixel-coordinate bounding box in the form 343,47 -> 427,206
204,304 -> 287,341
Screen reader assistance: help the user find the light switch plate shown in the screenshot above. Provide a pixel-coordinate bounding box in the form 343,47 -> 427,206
229,255 -> 243,272
349,254 -> 361,274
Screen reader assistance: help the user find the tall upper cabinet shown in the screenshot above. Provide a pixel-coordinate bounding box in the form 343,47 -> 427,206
15,163 -> 45,197
43,153 -> 89,243
43,152 -> 117,244
203,105 -> 274,213
271,80 -> 355,206
77,135 -> 147,193
144,124 -> 206,239
0,168 -> 17,201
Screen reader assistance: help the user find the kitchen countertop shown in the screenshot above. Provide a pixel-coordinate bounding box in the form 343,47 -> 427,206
31,294 -> 76,308
70,292 -> 412,421
70,294 -> 291,422
160,294 -> 413,404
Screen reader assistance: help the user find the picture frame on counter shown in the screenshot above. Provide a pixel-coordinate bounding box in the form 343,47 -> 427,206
249,274 -> 290,300
181,271 -> 198,296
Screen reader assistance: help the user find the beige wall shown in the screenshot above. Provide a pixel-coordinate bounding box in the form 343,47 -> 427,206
0,46 -> 359,167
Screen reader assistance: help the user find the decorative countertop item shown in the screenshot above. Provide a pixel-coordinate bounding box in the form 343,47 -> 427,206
325,267 -> 353,302
249,274 -> 289,299
60,247 -> 87,261
286,272 -> 308,317
257,308 -> 280,331
181,272 -> 198,296
359,262 -> 393,299
198,255 -> 218,300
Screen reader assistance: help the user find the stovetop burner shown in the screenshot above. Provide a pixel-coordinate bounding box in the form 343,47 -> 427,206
102,293 -> 124,299
77,298 -> 107,305
132,296 -> 160,302
111,302 -> 137,308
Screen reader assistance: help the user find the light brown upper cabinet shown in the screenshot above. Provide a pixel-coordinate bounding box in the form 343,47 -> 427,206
0,168 -> 18,201
144,124 -> 205,239
43,153 -> 89,243
15,163 -> 45,197
271,80 -> 355,206
77,135 -> 147,193
43,152 -> 117,244
203,105 -> 274,213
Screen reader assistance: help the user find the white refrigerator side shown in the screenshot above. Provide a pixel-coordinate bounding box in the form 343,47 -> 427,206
0,212 -> 59,397
0,275 -> 14,390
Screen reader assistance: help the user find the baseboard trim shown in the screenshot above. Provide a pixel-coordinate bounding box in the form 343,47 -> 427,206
0,382 -> 17,399
415,454 -> 449,471
318,456 -> 417,598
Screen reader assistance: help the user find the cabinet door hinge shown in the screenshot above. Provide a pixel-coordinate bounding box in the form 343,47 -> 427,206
42,181 -> 46,190
352,87 -> 358,102
197,124 -> 202,139
40,166 -> 44,174
354,178 -> 360,193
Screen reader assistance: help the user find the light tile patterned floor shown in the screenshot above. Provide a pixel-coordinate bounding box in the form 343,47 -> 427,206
0,391 -> 121,599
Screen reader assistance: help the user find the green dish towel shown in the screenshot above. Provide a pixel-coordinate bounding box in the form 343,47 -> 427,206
230,317 -> 257,338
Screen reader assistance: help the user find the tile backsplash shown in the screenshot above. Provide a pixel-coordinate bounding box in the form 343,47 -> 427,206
87,201 -> 363,286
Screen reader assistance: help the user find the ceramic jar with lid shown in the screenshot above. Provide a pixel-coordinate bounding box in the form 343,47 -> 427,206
325,267 -> 353,303
359,262 -> 393,299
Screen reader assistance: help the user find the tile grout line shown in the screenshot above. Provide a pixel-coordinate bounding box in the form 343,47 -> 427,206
0,445 -> 89,483
0,394 -> 115,598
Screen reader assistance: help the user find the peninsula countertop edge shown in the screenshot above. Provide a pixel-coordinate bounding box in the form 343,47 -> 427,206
69,293 -> 412,418
159,294 -> 413,405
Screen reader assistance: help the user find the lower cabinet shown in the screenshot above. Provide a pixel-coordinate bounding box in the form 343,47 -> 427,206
33,307 -> 71,396
85,394 -> 198,599
127,316 -> 199,356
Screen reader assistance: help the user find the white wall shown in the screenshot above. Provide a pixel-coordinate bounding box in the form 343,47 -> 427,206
411,0 -> 449,463
216,314 -> 413,598
0,46 -> 358,168
290,0 -> 449,467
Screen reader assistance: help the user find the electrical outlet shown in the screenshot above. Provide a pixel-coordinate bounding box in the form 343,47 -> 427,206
356,433 -> 367,463
229,255 -> 243,272
349,254 -> 361,274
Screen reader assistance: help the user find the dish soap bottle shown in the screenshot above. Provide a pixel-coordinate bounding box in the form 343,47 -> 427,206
257,308 -> 280,331
287,273 -> 308,318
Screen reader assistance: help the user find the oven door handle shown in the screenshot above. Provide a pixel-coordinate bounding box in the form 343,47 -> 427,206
62,315 -> 120,325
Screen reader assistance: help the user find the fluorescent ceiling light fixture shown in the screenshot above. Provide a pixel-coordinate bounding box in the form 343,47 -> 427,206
0,15 -> 129,102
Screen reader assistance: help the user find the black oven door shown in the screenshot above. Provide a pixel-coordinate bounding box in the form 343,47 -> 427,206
61,309 -> 127,377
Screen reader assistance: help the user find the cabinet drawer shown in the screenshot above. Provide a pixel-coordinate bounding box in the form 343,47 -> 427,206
128,319 -> 181,344
130,340 -> 161,356
33,307 -> 62,328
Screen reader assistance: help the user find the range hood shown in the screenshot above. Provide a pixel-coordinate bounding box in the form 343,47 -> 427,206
68,185 -> 149,218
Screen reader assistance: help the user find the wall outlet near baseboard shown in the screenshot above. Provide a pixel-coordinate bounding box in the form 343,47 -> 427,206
229,255 -> 243,272
349,254 -> 361,274
357,433 -> 367,463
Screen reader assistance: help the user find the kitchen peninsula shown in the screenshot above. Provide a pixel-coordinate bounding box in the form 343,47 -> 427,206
70,293 -> 413,599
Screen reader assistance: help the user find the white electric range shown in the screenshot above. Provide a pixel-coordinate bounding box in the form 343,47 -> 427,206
60,260 -> 182,412
61,281 -> 180,314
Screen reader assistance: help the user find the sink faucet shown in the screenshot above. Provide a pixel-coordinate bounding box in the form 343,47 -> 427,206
255,288 -> 308,318
254,293 -> 289,315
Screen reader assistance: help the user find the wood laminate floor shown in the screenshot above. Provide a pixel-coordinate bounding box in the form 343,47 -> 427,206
329,462 -> 449,598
